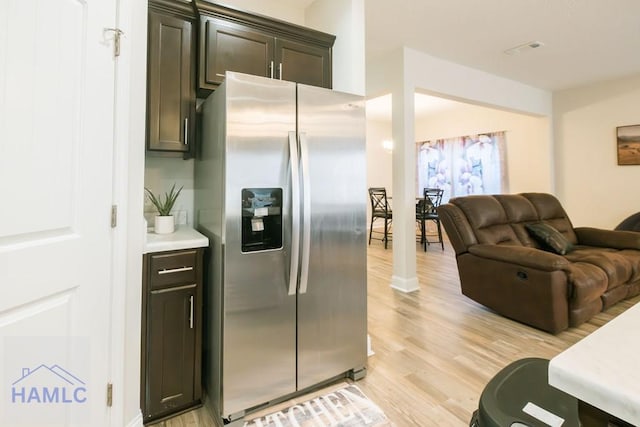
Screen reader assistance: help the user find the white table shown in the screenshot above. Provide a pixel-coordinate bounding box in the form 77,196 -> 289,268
548,302 -> 640,426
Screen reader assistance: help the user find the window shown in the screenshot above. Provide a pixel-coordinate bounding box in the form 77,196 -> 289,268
416,132 -> 508,203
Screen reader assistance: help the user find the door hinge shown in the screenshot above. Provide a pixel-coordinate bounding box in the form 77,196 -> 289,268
106,383 -> 113,407
111,205 -> 118,228
104,28 -> 124,57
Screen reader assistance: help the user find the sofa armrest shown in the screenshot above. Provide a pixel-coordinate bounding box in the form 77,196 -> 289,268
468,244 -> 570,272
574,227 -> 640,250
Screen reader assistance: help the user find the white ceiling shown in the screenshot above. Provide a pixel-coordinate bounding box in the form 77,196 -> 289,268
364,0 -> 640,91
366,93 -> 462,121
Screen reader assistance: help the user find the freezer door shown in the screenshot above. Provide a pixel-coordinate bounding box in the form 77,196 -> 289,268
296,84 -> 368,389
222,72 -> 297,417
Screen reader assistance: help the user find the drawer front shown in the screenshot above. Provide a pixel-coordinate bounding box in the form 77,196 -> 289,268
149,250 -> 197,288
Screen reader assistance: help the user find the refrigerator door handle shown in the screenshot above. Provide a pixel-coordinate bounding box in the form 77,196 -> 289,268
288,131 -> 301,296
299,132 -> 311,294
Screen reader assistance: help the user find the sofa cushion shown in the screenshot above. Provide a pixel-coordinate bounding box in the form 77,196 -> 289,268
563,261 -> 608,307
494,194 -> 540,246
617,249 -> 640,283
526,222 -> 575,255
452,196 -> 522,246
522,193 -> 578,244
565,247 -> 634,290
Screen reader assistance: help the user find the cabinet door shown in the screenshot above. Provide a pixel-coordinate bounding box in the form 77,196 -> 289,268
200,17 -> 274,91
146,284 -> 197,419
275,38 -> 331,89
147,11 -> 194,153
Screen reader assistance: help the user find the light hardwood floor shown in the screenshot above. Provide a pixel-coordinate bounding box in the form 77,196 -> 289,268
153,236 -> 640,427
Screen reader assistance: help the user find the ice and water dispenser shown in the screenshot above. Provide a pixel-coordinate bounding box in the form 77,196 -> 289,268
241,188 -> 283,252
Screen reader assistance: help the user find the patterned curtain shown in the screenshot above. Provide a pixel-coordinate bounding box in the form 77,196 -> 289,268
416,131 -> 509,203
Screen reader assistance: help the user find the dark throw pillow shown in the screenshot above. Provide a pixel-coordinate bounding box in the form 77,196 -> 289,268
525,222 -> 574,255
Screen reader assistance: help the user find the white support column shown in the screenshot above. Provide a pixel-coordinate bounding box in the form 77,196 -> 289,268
390,78 -> 419,293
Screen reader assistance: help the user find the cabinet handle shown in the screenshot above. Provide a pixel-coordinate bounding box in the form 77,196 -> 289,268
278,63 -> 283,80
183,117 -> 188,146
150,283 -> 196,294
189,295 -> 194,329
158,266 -> 193,275
270,60 -> 274,79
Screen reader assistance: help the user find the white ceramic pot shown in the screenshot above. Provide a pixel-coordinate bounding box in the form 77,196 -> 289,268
154,215 -> 175,234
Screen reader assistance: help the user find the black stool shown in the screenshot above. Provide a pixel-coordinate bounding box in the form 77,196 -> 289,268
470,358 -> 579,427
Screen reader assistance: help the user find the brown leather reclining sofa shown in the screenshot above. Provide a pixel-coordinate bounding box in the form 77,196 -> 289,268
437,192 -> 640,333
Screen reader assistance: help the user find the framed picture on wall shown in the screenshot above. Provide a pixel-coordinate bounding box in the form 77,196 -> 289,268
617,124 -> 640,165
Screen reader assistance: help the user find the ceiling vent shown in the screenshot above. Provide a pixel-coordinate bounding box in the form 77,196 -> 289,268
504,41 -> 544,56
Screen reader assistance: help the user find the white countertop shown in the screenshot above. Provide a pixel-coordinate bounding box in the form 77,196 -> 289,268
143,225 -> 209,254
548,302 -> 640,425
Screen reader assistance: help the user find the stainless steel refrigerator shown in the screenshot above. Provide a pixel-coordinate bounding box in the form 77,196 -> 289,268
194,71 -> 367,423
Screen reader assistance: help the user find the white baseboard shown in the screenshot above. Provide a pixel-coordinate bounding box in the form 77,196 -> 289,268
125,411 -> 144,427
390,275 -> 419,293
367,334 -> 375,356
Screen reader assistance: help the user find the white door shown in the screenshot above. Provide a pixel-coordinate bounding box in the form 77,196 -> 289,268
0,0 -> 117,425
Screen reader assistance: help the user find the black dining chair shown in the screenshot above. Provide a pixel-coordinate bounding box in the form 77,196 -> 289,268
368,187 -> 392,249
416,188 -> 444,251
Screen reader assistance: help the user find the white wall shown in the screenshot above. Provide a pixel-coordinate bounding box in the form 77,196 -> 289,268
553,73 -> 640,228
306,0 -> 365,95
366,119 -> 393,191
213,0 -> 306,24
144,157 -> 195,228
365,119 -> 393,230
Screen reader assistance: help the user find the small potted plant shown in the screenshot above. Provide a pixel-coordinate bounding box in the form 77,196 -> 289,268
145,184 -> 183,234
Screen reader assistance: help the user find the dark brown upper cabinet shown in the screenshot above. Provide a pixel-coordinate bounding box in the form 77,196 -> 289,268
147,0 -> 196,157
275,38 -> 331,89
201,18 -> 275,88
193,0 -> 335,96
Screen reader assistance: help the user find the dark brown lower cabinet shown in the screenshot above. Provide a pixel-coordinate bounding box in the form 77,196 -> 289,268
141,248 -> 203,423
